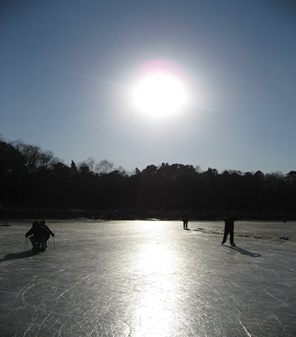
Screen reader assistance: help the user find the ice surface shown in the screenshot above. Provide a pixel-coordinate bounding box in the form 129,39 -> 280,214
0,220 -> 295,337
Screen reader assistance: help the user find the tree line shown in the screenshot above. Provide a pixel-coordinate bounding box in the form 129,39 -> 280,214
1,138 -> 296,219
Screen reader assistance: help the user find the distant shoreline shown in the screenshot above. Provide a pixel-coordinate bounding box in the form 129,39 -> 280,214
1,207 -> 295,221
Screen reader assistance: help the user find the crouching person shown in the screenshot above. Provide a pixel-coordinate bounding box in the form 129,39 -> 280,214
25,220 -> 55,252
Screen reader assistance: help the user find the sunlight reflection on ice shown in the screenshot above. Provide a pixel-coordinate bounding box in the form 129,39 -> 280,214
133,241 -> 179,337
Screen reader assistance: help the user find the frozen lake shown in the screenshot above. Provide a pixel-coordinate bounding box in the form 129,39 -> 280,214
0,220 -> 295,337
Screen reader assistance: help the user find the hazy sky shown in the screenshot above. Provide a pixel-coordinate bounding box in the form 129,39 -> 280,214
1,0 -> 295,173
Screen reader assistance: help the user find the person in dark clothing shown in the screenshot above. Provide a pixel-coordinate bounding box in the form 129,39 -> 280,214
221,214 -> 236,246
25,220 -> 55,252
182,213 -> 189,230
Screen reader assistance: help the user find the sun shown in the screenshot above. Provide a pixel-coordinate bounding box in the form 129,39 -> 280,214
130,60 -> 190,119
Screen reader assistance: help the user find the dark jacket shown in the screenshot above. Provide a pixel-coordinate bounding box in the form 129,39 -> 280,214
224,216 -> 235,229
26,224 -> 54,240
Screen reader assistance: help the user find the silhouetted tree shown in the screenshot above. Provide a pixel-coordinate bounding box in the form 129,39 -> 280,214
1,138 -> 296,218
95,160 -> 114,175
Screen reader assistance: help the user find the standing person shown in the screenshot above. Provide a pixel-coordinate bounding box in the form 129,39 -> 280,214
221,213 -> 236,246
25,220 -> 55,252
182,213 -> 189,230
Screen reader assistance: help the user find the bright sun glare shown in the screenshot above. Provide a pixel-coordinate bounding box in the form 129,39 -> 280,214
130,60 -> 189,118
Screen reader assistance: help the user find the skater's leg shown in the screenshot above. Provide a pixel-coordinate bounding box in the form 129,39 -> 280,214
40,236 -> 47,252
230,230 -> 235,246
40,241 -> 46,252
30,236 -> 40,252
221,228 -> 229,244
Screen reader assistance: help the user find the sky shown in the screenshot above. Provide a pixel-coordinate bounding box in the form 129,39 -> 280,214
1,0 -> 296,173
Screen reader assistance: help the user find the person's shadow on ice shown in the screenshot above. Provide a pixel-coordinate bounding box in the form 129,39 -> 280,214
225,245 -> 261,257
0,250 -> 37,262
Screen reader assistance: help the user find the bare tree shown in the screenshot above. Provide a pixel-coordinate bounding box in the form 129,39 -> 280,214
13,142 -> 58,172
94,160 -> 114,174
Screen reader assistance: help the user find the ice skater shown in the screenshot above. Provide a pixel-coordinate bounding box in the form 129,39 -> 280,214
221,213 -> 236,246
182,213 -> 189,230
25,220 -> 55,252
